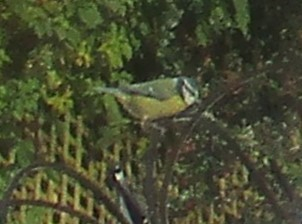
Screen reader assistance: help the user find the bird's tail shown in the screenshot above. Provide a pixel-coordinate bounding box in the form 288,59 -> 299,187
94,87 -> 124,97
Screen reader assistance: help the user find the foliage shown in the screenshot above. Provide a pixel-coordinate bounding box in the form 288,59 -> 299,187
0,0 -> 302,223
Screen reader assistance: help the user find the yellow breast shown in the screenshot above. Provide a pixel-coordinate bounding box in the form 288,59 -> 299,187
116,95 -> 189,121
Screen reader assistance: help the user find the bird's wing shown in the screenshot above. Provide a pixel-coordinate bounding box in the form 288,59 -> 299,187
119,78 -> 179,101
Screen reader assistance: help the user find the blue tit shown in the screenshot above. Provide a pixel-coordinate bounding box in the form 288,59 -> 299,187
111,166 -> 148,224
95,77 -> 200,121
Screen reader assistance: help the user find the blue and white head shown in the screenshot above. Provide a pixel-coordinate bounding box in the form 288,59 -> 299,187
177,77 -> 200,106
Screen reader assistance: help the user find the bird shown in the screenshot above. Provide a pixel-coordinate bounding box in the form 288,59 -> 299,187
94,77 -> 200,122
110,165 -> 148,224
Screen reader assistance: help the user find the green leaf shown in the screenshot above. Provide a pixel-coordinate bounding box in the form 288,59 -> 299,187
0,79 -> 41,120
66,27 -> 81,47
103,94 -> 124,123
25,207 -> 49,224
98,126 -> 124,148
15,140 -> 34,167
78,3 -> 103,29
98,25 -> 133,69
45,88 -> 74,115
233,0 -> 250,36
111,71 -> 133,83
195,23 -> 210,46
0,49 -> 10,68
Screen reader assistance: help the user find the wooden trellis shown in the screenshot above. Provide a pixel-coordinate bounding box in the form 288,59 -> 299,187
1,114 -> 129,224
